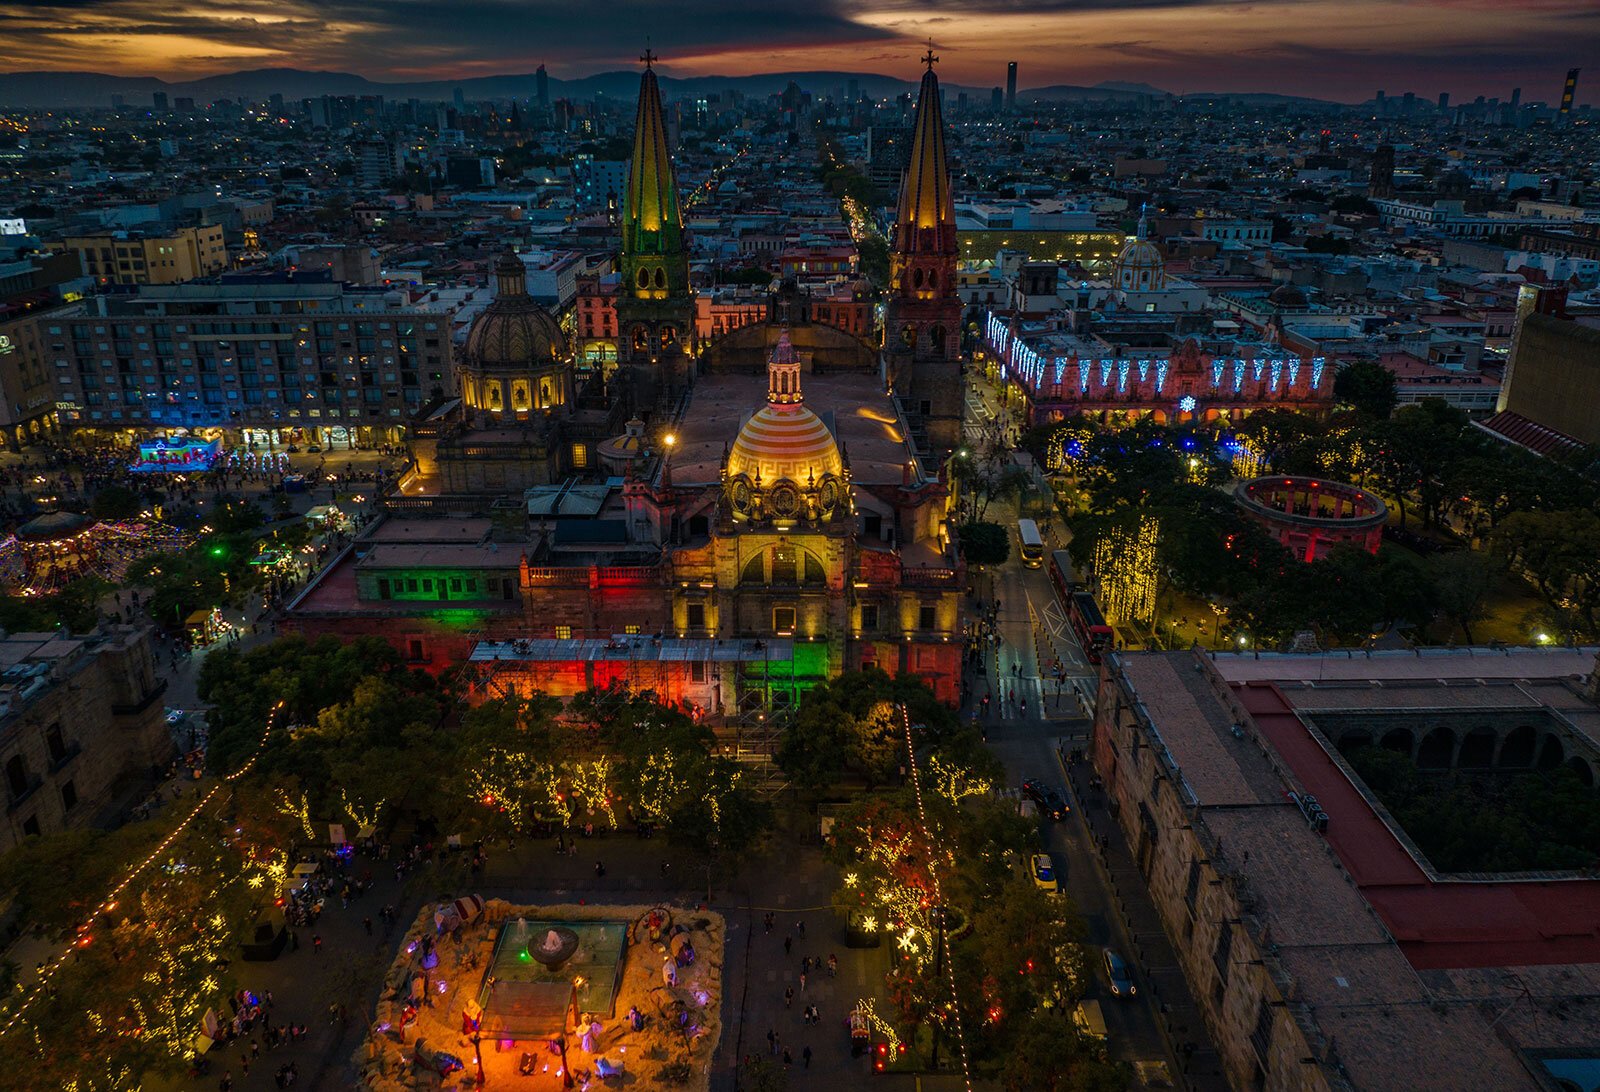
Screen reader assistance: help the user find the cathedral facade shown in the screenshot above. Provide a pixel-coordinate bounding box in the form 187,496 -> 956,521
288,55 -> 968,712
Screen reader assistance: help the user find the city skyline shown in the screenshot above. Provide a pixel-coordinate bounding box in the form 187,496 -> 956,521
0,0 -> 1594,105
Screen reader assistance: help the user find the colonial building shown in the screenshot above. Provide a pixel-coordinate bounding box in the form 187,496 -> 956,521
288,54 -> 968,713
1,625 -> 172,853
881,50 -> 965,455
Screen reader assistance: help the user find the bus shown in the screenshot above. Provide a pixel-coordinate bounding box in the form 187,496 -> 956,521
1049,550 -> 1078,603
1068,590 -> 1113,664
1017,519 -> 1044,568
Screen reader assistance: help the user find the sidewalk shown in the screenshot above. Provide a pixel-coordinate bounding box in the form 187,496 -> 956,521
1061,757 -> 1229,1091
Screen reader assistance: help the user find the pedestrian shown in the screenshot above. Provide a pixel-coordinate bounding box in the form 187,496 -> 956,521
251,1040 -> 260,1059
767,1028 -> 777,1055
240,1054 -> 250,1076
219,1073 -> 232,1092
799,969 -> 807,991
764,912 -> 774,934
784,986 -> 794,1009
801,956 -> 811,976
828,953 -> 838,977
797,918 -> 806,939
312,934 -> 322,955
363,916 -> 373,935
556,832 -> 565,854
783,1048 -> 792,1069
595,860 -> 606,879
783,934 -> 793,956
803,1045 -> 813,1068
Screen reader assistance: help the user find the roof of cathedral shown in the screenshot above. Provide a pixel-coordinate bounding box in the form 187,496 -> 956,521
462,250 -> 567,368
895,56 -> 956,243
623,60 -> 683,254
725,331 -> 843,487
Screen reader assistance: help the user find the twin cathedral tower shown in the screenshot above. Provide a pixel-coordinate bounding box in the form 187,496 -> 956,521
613,48 -> 964,453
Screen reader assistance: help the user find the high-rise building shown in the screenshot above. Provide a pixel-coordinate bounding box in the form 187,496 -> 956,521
882,48 -> 963,454
1559,68 -> 1579,122
991,86 -> 1003,111
536,64 -> 549,109
1006,61 -> 1018,111
1510,86 -> 1522,110
1438,91 -> 1450,111
356,140 -> 400,188
615,50 -> 695,413
173,96 -> 195,112
847,77 -> 860,102
453,87 -> 466,112
152,91 -> 168,112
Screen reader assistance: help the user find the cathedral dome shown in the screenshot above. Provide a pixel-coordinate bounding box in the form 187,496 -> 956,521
463,250 -> 568,368
1113,206 -> 1165,292
724,332 -> 845,522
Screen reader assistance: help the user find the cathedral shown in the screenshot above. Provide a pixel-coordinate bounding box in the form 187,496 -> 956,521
284,54 -> 969,712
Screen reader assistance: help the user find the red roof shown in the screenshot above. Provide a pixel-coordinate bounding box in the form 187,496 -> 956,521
1236,681 -> 1600,971
1474,410 -> 1584,459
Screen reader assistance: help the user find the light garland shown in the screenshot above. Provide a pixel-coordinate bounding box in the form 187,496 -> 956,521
899,706 -> 974,1092
0,703 -> 287,1041
1093,516 -> 1160,625
928,756 -> 992,804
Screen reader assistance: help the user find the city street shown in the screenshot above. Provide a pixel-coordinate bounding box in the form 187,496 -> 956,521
962,379 -> 1227,1089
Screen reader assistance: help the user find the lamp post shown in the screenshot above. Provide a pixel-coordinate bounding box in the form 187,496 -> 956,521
471,1031 -> 484,1087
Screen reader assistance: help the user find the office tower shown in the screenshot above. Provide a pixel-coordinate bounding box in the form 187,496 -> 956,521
536,64 -> 549,109
1510,86 -> 1521,110
1438,91 -> 1449,111
173,96 -> 194,112
1375,90 -> 1386,114
1006,62 -> 1018,111
453,87 -> 466,112
991,87 -> 1003,111
152,91 -> 168,112
1559,69 -> 1578,122
1402,91 -> 1415,114
848,78 -> 860,102
1368,144 -> 1396,199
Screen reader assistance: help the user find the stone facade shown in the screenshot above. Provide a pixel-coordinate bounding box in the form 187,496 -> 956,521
1,626 -> 173,853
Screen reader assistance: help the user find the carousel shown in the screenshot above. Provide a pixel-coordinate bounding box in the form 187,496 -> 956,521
0,511 -> 192,595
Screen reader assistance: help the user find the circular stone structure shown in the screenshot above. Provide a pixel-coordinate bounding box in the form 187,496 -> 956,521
1233,476 -> 1387,562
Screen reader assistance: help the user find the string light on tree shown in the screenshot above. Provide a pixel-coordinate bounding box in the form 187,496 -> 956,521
1092,515 -> 1160,624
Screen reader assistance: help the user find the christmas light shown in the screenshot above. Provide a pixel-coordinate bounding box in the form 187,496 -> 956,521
1092,516 -> 1160,624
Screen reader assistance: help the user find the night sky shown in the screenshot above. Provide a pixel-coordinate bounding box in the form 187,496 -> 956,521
0,0 -> 1593,103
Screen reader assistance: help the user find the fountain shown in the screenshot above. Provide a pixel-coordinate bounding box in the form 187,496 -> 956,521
528,926 -> 580,969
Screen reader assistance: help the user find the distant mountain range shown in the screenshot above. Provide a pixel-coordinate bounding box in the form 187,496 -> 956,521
0,66 -> 1345,109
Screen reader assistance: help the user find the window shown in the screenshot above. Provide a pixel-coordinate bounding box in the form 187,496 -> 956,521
377,578 -> 390,599
571,443 -> 588,469
919,604 -> 937,631
1249,998 -> 1275,1064
555,625 -> 573,639
1212,923 -> 1234,986
60,780 -> 77,812
690,661 -> 706,683
407,639 -> 425,662
5,755 -> 28,798
46,725 -> 66,764
770,547 -> 798,585
1184,858 -> 1201,917
773,606 -> 796,633
687,603 -> 706,630
860,604 -> 879,631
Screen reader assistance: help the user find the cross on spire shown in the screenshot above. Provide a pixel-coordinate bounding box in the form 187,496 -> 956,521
641,47 -> 656,69
921,40 -> 938,71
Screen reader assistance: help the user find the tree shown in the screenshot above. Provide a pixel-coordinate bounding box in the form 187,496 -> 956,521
1427,550 -> 1499,643
1003,1013 -> 1129,1092
90,484 -> 141,520
1334,358 -> 1399,419
958,521 -> 1009,566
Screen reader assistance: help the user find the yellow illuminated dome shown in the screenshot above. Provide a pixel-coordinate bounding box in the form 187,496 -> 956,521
724,331 -> 845,522
1114,206 -> 1166,292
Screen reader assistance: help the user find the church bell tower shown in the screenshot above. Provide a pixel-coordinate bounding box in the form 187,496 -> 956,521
616,49 -> 696,415
881,47 -> 963,454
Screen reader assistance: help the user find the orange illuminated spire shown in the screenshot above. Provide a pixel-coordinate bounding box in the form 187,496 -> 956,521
895,44 -> 955,242
624,51 -> 681,242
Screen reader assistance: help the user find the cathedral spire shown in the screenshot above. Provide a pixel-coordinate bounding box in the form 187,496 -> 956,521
624,56 -> 682,254
894,51 -> 956,246
766,328 -> 802,407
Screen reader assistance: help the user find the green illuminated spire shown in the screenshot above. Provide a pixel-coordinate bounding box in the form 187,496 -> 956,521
621,50 -> 688,301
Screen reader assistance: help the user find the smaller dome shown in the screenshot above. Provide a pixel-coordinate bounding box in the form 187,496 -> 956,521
1114,204 -> 1166,292
1268,283 -> 1307,310
462,249 -> 568,368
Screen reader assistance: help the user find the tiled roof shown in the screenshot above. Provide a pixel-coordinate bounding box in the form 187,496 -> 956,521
1474,410 -> 1585,458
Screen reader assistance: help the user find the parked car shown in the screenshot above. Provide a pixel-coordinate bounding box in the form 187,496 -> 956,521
1031,853 -> 1059,893
1103,948 -> 1137,998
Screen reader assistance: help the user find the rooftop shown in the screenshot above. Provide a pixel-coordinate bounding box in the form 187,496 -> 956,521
670,370 -> 913,488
